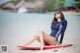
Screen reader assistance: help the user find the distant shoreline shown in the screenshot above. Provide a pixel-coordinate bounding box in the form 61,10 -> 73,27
47,11 -> 80,15
0,9 -> 80,15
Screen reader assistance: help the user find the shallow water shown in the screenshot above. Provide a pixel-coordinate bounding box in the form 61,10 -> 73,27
0,12 -> 80,53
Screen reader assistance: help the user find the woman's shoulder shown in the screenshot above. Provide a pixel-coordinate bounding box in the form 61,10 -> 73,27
63,19 -> 67,22
61,19 -> 67,24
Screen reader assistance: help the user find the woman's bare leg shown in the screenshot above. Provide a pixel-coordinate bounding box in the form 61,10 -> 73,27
38,31 -> 45,46
41,31 -> 57,45
24,35 -> 41,46
23,31 -> 56,46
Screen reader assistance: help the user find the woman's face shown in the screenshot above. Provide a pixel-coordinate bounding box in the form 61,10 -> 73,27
55,13 -> 61,19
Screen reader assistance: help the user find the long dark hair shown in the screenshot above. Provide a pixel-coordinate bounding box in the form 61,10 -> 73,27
51,11 -> 65,26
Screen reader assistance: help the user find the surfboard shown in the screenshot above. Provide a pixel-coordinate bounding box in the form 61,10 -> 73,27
17,44 -> 72,50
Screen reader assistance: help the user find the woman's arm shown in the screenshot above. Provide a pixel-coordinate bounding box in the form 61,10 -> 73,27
55,24 -> 63,40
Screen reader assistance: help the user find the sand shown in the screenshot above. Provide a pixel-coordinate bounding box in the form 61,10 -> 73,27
0,12 -> 80,53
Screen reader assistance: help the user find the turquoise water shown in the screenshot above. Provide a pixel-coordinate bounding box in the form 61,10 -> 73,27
0,12 -> 80,53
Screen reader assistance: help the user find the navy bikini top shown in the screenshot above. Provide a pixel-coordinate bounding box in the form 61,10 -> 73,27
50,20 -> 62,38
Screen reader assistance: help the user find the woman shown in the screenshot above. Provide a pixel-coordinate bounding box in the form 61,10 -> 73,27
23,11 -> 67,48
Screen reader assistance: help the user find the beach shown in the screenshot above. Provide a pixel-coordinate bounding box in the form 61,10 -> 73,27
0,12 -> 80,53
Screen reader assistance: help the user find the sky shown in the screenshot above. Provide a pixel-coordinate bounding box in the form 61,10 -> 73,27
65,0 -> 74,6
0,0 -> 10,4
